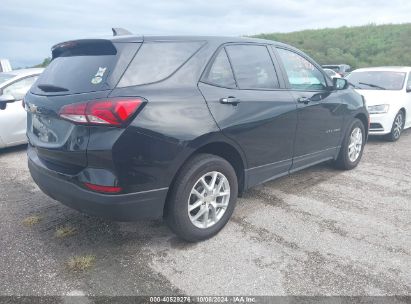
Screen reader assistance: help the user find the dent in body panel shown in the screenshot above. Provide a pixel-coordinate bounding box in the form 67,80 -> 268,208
108,84 -> 220,193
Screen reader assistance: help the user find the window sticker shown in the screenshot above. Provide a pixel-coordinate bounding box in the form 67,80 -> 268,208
91,67 -> 107,84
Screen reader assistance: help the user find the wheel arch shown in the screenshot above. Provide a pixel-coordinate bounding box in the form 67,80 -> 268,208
399,107 -> 406,118
164,140 -> 247,214
194,142 -> 246,194
354,112 -> 369,135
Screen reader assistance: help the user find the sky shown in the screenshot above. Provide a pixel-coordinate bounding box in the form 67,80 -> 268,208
1,0 -> 411,68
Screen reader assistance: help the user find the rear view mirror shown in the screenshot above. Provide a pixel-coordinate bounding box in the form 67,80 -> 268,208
0,94 -> 16,110
333,78 -> 349,90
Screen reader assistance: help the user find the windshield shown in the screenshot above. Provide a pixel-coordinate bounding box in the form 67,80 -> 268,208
323,66 -> 340,72
347,71 -> 406,90
0,73 -> 15,85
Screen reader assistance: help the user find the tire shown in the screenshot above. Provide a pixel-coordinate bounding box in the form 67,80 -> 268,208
164,153 -> 238,242
385,111 -> 405,142
334,118 -> 365,170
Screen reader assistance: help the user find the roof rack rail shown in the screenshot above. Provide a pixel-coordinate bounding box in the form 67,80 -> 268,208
112,28 -> 133,36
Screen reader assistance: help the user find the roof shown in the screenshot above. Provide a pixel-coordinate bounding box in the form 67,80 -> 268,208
53,34 -> 289,49
5,68 -> 44,77
113,34 -> 281,44
0,68 -> 44,88
352,66 -> 411,73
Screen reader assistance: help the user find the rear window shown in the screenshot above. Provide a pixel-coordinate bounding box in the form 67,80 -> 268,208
38,56 -> 116,93
118,41 -> 205,87
32,40 -> 140,95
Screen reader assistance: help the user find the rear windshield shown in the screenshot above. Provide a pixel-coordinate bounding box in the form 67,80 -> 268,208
347,71 -> 406,90
0,73 -> 15,85
32,40 -> 140,95
118,41 -> 205,87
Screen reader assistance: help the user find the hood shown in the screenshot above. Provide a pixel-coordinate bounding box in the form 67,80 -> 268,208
354,89 -> 404,107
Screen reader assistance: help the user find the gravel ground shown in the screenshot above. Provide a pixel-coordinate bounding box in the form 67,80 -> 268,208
0,131 -> 410,297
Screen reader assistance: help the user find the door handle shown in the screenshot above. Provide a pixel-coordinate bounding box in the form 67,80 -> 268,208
219,96 -> 240,106
297,97 -> 311,104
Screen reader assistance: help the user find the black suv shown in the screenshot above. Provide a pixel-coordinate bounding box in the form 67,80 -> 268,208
25,33 -> 368,241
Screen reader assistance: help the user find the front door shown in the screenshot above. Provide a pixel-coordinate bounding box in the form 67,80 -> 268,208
0,76 -> 38,146
275,47 -> 344,171
405,72 -> 411,129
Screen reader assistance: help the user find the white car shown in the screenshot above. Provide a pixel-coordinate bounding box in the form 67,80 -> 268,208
346,67 -> 411,141
0,68 -> 44,148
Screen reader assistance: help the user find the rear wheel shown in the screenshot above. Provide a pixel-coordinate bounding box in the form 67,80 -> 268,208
165,154 -> 238,242
334,118 -> 365,170
385,111 -> 404,142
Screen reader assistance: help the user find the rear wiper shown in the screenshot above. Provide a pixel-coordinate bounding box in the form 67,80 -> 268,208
359,82 -> 386,90
37,84 -> 69,92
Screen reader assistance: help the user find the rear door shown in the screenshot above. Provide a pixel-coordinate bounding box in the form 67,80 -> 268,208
275,47 -> 344,171
198,43 -> 297,188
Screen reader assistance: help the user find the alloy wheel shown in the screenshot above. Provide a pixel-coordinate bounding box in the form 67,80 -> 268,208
348,127 -> 363,162
393,112 -> 404,140
188,171 -> 230,229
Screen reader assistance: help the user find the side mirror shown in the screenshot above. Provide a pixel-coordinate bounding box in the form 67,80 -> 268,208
333,78 -> 349,90
0,94 -> 16,110
406,86 -> 411,93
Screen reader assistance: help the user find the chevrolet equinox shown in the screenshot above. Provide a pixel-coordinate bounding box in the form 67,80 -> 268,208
25,32 -> 369,241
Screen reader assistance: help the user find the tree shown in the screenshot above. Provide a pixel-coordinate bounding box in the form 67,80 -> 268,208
253,23 -> 411,69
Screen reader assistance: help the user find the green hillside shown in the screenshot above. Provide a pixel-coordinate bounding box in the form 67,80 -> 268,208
254,23 -> 411,69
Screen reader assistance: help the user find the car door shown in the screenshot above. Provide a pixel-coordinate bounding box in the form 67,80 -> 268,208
0,76 -> 38,146
275,47 -> 345,171
198,43 -> 297,188
405,72 -> 411,128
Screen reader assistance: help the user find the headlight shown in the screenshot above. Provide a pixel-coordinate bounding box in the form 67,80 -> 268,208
367,104 -> 389,114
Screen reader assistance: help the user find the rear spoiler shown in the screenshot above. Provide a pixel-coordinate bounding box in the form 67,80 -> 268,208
51,39 -> 118,59
51,29 -> 142,59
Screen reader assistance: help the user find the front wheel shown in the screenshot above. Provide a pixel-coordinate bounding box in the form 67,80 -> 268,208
165,154 -> 238,242
334,118 -> 365,170
385,111 -> 404,142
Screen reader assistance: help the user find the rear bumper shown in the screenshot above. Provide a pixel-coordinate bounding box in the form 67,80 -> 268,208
28,151 -> 168,221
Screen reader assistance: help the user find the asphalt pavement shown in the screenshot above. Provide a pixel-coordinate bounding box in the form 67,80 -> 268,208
0,131 -> 410,297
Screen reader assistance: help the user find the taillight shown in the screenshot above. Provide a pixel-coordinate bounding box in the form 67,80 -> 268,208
84,182 -> 122,193
59,98 -> 142,126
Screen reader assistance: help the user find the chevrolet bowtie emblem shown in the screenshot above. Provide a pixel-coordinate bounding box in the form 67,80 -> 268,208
27,103 -> 41,114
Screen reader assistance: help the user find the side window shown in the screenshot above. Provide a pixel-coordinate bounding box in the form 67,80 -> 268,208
203,49 -> 236,88
3,76 -> 38,100
407,72 -> 411,89
276,48 -> 326,91
225,45 -> 279,90
118,42 -> 204,87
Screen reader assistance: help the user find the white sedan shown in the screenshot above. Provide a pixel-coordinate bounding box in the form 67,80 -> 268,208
0,68 -> 44,148
346,67 -> 411,141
